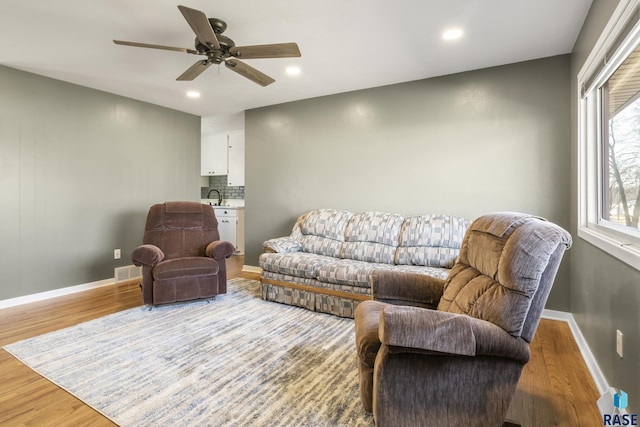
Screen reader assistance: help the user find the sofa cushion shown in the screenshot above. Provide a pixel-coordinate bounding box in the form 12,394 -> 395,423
341,212 -> 404,264
316,259 -> 379,288
395,214 -> 468,268
259,252 -> 335,279
299,209 -> 352,257
299,235 -> 344,258
314,258 -> 450,288
386,264 -> 451,280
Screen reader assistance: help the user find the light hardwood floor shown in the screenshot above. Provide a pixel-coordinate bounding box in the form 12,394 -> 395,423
0,256 -> 602,426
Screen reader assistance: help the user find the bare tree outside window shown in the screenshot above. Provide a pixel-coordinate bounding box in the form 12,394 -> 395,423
602,45 -> 640,230
606,96 -> 640,228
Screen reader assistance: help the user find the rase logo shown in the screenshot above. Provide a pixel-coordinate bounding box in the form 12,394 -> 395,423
602,390 -> 638,426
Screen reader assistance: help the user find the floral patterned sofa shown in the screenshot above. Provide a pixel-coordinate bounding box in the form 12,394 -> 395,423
259,209 -> 469,317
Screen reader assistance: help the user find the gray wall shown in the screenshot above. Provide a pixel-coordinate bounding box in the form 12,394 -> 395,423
245,55 -> 571,310
0,65 -> 200,301
570,0 -> 639,412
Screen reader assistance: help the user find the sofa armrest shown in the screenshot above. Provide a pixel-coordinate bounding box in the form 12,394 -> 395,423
371,270 -> 445,308
380,305 -> 530,363
206,240 -> 236,260
131,244 -> 164,267
263,236 -> 302,253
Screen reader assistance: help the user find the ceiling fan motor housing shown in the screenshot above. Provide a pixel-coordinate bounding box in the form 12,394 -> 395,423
195,34 -> 235,63
208,18 -> 227,34
194,18 -> 235,63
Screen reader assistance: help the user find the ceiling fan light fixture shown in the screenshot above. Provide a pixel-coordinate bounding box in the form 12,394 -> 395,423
442,28 -> 463,41
285,66 -> 301,76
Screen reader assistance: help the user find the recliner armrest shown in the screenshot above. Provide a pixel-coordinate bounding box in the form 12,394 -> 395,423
371,270 -> 445,308
206,240 -> 235,259
380,305 -> 530,363
131,244 -> 164,267
262,236 -> 302,253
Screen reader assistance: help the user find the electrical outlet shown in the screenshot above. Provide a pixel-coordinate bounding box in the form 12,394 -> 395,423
114,249 -> 121,260
616,329 -> 623,358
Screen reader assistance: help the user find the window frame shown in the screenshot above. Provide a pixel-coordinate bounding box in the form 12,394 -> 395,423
578,0 -> 640,271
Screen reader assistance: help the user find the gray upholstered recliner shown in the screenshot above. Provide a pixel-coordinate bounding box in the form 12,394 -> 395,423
131,201 -> 235,306
354,212 -> 571,427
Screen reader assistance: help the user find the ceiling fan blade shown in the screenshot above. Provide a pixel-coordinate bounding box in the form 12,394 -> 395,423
229,43 -> 301,59
113,40 -> 198,54
224,59 -> 275,86
177,5 -> 220,49
177,60 -> 212,81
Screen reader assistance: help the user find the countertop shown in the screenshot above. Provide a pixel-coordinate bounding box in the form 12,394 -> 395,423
200,199 -> 244,209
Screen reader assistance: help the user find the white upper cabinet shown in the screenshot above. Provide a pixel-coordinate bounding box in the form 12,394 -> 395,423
227,131 -> 245,187
201,130 -> 245,186
201,133 -> 228,176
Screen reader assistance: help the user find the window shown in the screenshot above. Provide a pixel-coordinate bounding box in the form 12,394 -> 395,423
602,44 -> 640,231
578,0 -> 640,270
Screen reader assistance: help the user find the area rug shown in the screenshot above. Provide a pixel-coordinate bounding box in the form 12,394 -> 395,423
3,278 -> 374,426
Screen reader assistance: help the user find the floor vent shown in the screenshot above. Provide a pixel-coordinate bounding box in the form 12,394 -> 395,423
115,265 -> 142,283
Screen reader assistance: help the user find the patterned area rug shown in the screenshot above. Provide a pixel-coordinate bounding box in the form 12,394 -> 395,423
4,278 -> 374,426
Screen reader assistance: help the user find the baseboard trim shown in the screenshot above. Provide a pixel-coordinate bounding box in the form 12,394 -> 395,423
542,309 -> 609,395
0,278 -> 117,310
242,265 -> 262,274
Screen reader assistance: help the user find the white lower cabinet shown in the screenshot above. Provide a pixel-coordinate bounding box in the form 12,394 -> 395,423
214,208 -> 244,254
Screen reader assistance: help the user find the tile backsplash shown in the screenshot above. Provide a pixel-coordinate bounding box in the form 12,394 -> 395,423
201,175 -> 245,200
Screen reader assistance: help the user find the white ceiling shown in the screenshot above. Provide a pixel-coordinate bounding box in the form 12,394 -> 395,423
0,0 -> 592,118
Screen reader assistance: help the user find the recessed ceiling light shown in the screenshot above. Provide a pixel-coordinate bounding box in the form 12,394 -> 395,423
186,90 -> 200,98
285,66 -> 301,76
442,28 -> 463,41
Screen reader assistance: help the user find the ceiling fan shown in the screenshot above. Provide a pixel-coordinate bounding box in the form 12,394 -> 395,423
113,5 -> 301,87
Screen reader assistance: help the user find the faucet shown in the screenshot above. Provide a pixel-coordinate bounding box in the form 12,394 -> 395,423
207,189 -> 222,206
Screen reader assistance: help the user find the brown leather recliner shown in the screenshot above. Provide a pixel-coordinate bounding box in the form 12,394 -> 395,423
354,212 -> 572,427
131,201 -> 235,306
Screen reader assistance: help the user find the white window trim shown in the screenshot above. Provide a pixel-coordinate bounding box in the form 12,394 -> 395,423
577,0 -> 640,271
